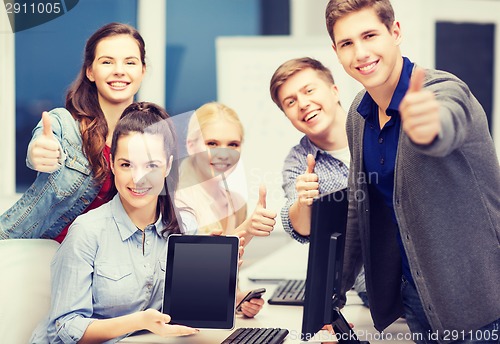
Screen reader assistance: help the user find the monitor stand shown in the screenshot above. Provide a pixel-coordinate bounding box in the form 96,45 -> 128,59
330,299 -> 369,344
326,233 -> 370,344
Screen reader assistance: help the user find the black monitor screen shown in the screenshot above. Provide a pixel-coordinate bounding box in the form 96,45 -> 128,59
301,188 -> 349,341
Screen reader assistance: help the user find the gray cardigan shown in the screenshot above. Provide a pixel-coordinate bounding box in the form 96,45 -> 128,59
342,68 -> 500,342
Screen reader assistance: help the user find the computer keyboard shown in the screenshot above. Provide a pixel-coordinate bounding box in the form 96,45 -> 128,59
267,279 -> 305,305
221,327 -> 289,344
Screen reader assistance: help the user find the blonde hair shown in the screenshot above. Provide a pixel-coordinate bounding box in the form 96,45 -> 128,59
186,102 -> 244,145
178,102 -> 247,234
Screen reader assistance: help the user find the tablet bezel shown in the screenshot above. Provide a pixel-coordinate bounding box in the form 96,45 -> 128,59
162,234 -> 239,329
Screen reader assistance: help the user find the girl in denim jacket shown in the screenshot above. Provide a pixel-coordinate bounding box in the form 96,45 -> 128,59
1,22 -> 146,241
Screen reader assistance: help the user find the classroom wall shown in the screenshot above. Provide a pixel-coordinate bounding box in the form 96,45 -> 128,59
165,0 -> 261,116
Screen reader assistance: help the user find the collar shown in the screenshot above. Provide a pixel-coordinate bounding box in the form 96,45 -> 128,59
357,57 -> 415,119
300,135 -> 325,158
110,194 -> 164,241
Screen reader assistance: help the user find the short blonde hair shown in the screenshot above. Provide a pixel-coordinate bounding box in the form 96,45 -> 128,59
270,57 -> 336,111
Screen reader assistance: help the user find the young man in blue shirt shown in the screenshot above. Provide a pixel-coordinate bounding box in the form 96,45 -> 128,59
270,57 -> 368,307
325,0 -> 500,343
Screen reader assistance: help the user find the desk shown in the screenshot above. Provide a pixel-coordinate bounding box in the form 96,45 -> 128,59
120,241 -> 412,343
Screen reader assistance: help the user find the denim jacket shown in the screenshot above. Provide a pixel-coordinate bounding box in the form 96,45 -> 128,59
0,108 -> 100,239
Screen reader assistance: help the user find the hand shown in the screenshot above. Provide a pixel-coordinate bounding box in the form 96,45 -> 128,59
141,309 -> 198,337
399,68 -> 441,145
29,111 -> 61,173
296,154 -> 319,207
321,323 -> 354,332
210,229 -> 246,267
320,322 -> 355,343
246,185 -> 277,237
237,292 -> 264,318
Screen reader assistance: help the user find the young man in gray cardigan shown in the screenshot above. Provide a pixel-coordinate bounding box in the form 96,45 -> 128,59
325,0 -> 500,343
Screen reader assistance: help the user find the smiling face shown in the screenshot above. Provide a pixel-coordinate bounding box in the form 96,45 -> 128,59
111,132 -> 172,217
332,7 -> 403,95
277,68 -> 341,143
86,34 -> 145,109
188,119 -> 242,181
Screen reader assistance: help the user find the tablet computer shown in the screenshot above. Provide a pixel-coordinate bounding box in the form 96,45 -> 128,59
162,234 -> 239,329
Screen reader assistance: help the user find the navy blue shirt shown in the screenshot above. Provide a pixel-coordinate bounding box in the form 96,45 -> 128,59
357,57 -> 415,285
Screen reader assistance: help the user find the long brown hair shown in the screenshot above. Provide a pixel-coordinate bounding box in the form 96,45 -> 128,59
110,102 -> 182,237
65,22 -> 146,184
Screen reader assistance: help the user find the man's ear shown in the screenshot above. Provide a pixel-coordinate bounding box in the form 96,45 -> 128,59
332,42 -> 337,53
86,67 -> 95,82
392,20 -> 403,45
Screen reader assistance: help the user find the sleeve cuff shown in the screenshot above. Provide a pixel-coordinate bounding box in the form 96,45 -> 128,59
53,317 -> 94,344
281,205 -> 310,244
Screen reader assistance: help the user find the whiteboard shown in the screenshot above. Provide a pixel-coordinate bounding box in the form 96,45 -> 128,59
216,36 -> 363,231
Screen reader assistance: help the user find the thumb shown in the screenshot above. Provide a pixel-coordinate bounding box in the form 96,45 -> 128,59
42,112 -> 54,138
305,154 -> 316,174
257,185 -> 267,208
408,68 -> 425,93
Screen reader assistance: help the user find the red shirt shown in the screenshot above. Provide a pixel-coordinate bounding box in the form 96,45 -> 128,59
54,146 -> 113,243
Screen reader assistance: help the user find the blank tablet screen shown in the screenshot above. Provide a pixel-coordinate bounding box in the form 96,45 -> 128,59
162,235 -> 239,329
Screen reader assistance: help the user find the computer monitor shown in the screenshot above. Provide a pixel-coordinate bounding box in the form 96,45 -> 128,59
301,189 -> 366,344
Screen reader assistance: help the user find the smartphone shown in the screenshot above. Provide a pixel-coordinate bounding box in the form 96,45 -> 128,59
235,287 -> 266,312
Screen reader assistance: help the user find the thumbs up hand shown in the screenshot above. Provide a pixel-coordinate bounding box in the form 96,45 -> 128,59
399,68 -> 441,145
296,154 -> 319,207
29,112 -> 61,173
246,185 -> 277,237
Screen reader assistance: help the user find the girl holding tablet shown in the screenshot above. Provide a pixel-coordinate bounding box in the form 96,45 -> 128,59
31,102 -> 198,343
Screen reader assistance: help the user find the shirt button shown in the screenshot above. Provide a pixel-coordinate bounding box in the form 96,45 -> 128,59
380,158 -> 385,165
146,240 -> 150,245
378,137 -> 384,144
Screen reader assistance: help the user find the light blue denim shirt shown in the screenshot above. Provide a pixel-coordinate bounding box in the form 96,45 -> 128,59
0,108 -> 101,239
30,194 -> 197,344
